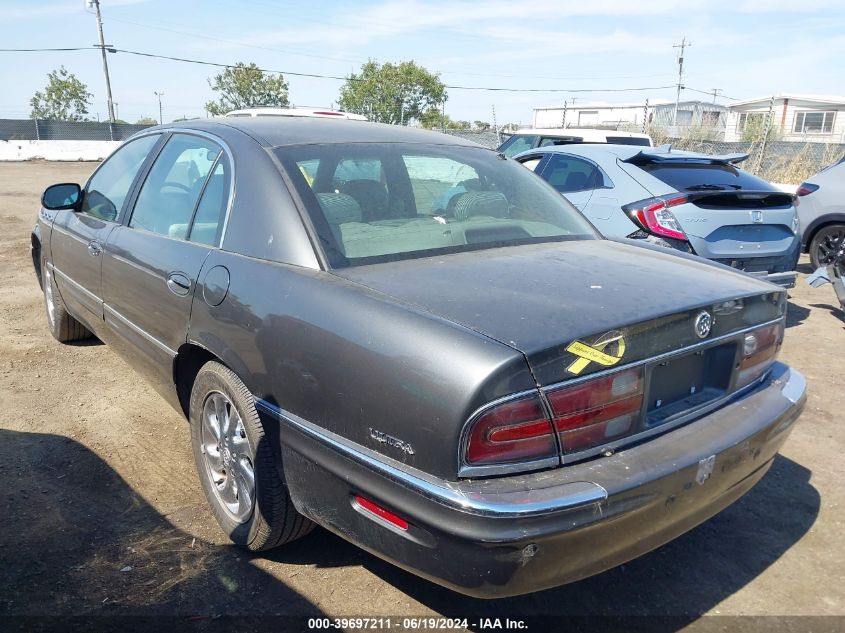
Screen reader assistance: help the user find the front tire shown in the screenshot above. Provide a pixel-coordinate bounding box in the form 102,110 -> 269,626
809,224 -> 845,269
42,259 -> 92,343
189,361 -> 313,551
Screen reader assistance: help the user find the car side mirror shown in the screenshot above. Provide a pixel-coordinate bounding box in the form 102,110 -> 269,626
42,183 -> 82,211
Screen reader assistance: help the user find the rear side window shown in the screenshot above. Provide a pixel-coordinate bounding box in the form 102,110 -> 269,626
606,136 -> 651,146
189,158 -> 231,246
638,163 -> 778,192
129,134 -> 223,239
498,135 -> 538,157
540,154 -> 610,193
81,134 -> 161,221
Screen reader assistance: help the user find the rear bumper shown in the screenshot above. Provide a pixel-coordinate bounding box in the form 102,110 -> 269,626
261,362 -> 805,598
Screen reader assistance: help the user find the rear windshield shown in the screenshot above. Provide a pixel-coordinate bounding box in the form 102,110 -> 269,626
638,163 -> 779,192
276,143 -> 597,268
606,136 -> 651,146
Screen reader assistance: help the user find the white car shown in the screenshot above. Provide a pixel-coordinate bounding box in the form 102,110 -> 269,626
795,157 -> 845,268
224,107 -> 367,121
515,144 -> 800,287
499,127 -> 652,157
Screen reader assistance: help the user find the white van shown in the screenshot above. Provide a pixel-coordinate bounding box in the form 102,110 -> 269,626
223,107 -> 368,121
498,127 -> 652,157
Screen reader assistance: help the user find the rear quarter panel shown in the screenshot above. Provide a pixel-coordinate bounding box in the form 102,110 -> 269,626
188,249 -> 536,479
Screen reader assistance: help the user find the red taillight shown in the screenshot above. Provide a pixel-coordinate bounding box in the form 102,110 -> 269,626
796,182 -> 819,197
546,367 -> 644,454
736,322 -> 783,388
464,394 -> 556,466
313,111 -> 344,117
624,194 -> 688,240
353,495 -> 409,530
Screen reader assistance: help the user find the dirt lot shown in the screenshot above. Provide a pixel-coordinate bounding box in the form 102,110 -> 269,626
1,161 -> 844,630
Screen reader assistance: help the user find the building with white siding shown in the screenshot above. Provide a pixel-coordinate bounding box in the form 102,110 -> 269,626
725,94 -> 845,142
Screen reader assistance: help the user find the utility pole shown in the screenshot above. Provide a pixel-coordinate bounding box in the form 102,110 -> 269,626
672,37 -> 691,128
155,91 -> 164,124
710,88 -> 723,103
88,0 -> 116,123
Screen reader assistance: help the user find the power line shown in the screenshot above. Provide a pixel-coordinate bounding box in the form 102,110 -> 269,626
0,45 -> 682,94
108,48 -> 680,93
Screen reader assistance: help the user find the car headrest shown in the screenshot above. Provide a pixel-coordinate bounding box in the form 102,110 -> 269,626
340,179 -> 389,221
316,192 -> 363,224
452,191 -> 509,222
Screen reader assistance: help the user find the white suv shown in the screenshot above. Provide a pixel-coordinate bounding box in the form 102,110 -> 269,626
499,127 -> 652,157
224,107 -> 367,121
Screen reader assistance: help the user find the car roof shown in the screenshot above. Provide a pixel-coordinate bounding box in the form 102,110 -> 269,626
514,128 -> 652,139
156,117 -> 482,149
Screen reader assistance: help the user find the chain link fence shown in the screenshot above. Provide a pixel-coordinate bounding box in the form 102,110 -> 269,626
0,118 -> 154,142
655,136 -> 845,184
444,127 -> 844,185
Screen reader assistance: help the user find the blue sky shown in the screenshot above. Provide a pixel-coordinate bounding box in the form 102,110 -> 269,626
1,0 -> 843,124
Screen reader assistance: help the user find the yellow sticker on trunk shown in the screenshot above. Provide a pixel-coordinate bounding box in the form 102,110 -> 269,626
566,331 -> 626,375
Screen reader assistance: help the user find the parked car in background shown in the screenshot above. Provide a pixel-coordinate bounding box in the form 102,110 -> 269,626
498,127 -> 653,157
32,119 -> 805,598
795,156 -> 845,268
515,144 -> 801,287
224,106 -> 367,120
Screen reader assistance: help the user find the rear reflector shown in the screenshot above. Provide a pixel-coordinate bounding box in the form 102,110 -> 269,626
546,367 -> 644,454
736,322 -> 783,388
796,182 -> 819,197
464,394 -> 556,466
353,495 -> 409,530
623,194 -> 689,240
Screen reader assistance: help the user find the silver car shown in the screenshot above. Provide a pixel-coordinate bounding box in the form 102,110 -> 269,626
796,157 -> 845,268
515,144 -> 800,287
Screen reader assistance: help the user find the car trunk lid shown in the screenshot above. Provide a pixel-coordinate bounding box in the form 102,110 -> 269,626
335,240 -> 785,387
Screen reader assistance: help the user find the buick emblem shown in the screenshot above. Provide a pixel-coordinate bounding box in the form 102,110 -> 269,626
694,311 -> 712,339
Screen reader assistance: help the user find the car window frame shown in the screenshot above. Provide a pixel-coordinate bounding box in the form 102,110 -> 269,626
120,129 -> 235,249
80,131 -> 165,224
538,152 -> 614,193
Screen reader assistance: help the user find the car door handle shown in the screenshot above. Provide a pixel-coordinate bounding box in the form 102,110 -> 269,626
166,272 -> 191,296
87,240 -> 102,257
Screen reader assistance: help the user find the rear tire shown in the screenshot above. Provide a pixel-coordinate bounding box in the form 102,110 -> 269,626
809,224 -> 845,269
189,361 -> 313,551
42,259 -> 92,343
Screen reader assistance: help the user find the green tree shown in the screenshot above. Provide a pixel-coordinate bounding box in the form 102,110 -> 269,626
473,120 -> 491,131
29,66 -> 92,121
338,60 -> 446,125
135,117 -> 158,125
205,62 -> 289,116
420,107 -> 451,129
741,114 -> 780,143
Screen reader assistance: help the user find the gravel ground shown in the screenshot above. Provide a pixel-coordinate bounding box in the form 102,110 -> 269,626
0,161 -> 843,631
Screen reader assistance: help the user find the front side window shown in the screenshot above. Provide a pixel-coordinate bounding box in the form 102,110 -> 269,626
498,135 -> 538,157
81,134 -> 161,221
129,134 -> 222,239
539,154 -> 610,193
278,143 -> 597,267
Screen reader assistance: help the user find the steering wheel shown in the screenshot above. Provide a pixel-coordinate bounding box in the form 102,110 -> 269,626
161,181 -> 192,193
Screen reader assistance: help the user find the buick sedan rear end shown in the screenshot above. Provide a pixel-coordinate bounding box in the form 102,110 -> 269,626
33,118 -> 805,598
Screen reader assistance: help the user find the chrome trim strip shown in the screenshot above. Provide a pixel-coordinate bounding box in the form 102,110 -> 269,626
103,303 -> 177,358
255,398 -> 607,517
49,263 -> 101,305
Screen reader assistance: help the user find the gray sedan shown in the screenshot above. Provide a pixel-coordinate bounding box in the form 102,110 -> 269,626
515,144 -> 801,288
33,118 -> 805,598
